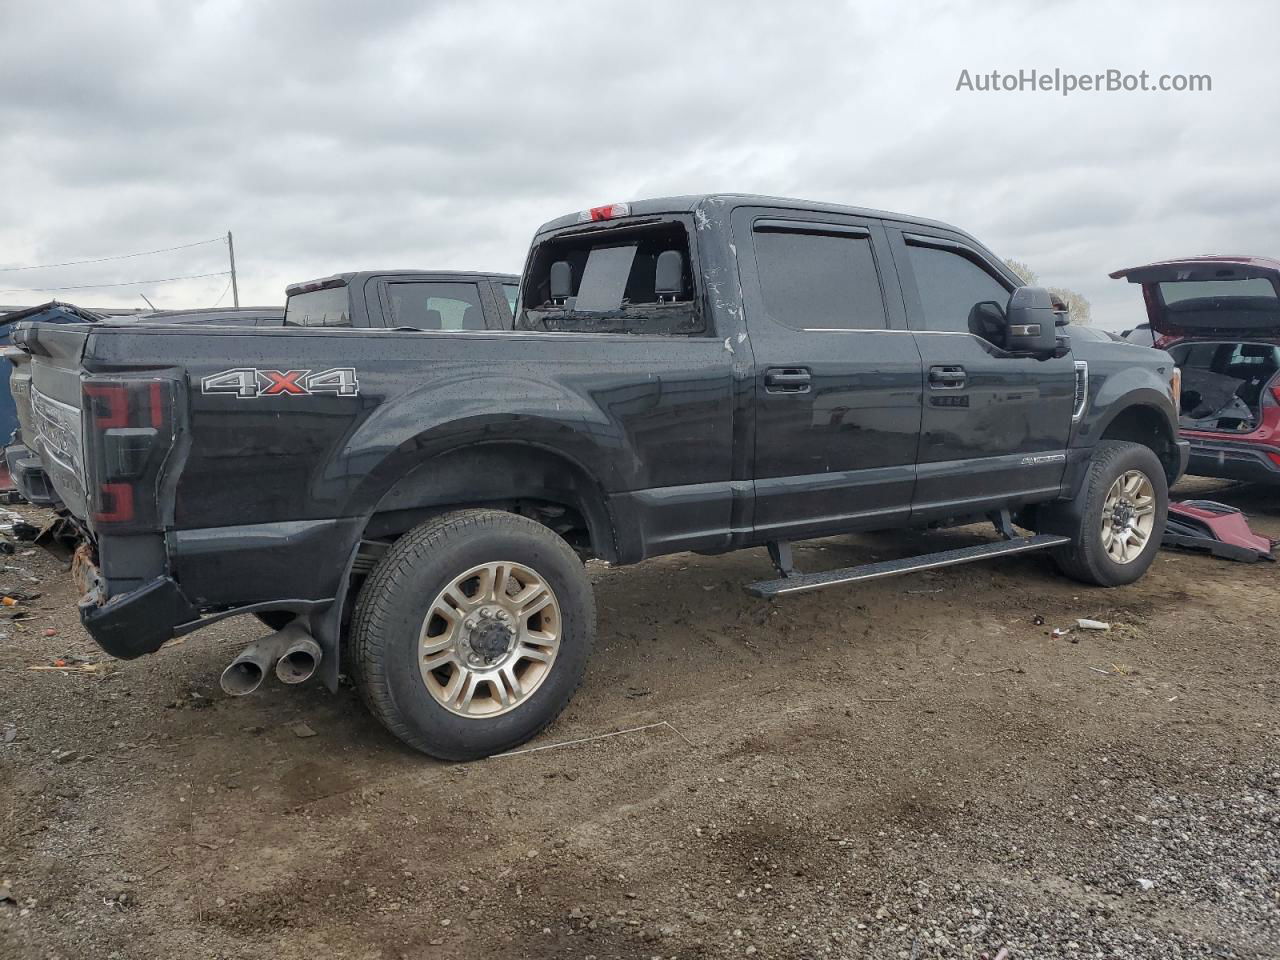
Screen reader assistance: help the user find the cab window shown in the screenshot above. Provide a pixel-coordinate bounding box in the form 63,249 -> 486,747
751,226 -> 888,330
907,242 -> 1011,336
384,282 -> 486,330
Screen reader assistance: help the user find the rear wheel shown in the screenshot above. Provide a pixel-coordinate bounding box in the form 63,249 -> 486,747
1044,440 -> 1168,586
350,509 -> 595,761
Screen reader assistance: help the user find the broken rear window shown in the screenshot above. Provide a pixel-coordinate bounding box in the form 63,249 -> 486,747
518,218 -> 706,336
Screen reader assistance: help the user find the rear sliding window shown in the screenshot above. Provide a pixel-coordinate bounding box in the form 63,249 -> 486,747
284,287 -> 351,327
518,218 -> 705,336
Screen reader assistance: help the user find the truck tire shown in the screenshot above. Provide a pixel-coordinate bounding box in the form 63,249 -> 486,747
1045,440 -> 1168,587
349,509 -> 595,761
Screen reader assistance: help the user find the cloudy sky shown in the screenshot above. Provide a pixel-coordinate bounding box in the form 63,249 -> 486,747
0,0 -> 1275,328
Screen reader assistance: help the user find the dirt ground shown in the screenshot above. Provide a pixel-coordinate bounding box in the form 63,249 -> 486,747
1,477 -> 1277,960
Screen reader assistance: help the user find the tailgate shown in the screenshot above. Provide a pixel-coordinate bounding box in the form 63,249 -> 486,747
14,322 -> 93,518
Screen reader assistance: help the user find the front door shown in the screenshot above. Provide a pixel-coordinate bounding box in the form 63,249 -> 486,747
888,228 -> 1075,520
733,208 -> 924,540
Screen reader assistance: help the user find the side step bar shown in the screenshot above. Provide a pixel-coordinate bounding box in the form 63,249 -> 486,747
746,534 -> 1071,599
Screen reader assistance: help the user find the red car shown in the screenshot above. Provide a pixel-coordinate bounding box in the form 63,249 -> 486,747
1112,256 -> 1280,485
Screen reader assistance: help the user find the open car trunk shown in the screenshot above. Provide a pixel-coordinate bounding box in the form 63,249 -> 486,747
1110,256 -> 1280,339
1112,256 -> 1280,436
1166,340 -> 1280,433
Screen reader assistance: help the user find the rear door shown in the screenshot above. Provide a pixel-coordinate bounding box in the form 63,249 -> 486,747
889,228 -> 1075,519
733,207 -> 923,539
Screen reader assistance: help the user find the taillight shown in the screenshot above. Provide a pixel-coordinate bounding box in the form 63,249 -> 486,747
82,377 -> 176,529
577,202 -> 630,222
1270,382 -> 1280,407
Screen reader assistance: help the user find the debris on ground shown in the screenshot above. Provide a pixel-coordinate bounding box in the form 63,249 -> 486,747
290,722 -> 318,738
2,724 -> 16,744
0,589 -> 41,603
1076,618 -> 1111,631
1032,614 -> 1045,626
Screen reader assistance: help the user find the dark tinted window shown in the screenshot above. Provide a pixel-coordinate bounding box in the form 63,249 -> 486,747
907,243 -> 1010,335
384,282 -> 485,330
285,287 -> 351,327
1159,278 -> 1276,304
753,228 -> 887,330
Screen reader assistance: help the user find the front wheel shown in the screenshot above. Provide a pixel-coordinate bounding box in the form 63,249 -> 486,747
349,509 -> 595,761
1043,440 -> 1168,587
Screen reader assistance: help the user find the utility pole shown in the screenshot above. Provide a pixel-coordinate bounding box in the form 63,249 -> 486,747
227,230 -> 240,308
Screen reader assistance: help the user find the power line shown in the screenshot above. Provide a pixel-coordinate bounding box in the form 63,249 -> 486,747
0,236 -> 226,273
0,270 -> 231,295
210,276 -> 234,308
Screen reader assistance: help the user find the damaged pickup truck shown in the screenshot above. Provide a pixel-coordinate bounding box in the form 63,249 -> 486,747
1112,256 -> 1280,484
19,196 -> 1187,760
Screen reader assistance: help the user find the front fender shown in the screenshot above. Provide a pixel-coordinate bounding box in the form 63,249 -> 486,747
1071,367 -> 1177,449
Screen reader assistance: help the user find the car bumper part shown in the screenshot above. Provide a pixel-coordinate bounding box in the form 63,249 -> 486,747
76,564 -> 199,660
5,443 -> 58,505
1184,437 -> 1280,485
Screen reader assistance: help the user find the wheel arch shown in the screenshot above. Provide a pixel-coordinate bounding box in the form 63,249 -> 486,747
1096,400 -> 1181,487
361,440 -> 617,562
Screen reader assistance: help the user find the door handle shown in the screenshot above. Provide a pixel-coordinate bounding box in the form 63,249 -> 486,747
764,367 -> 812,394
928,365 -> 966,389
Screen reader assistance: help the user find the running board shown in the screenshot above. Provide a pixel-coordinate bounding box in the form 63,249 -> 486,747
746,534 -> 1071,599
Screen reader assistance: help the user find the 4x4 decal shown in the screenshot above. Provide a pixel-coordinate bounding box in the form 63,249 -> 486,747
201,367 -> 360,399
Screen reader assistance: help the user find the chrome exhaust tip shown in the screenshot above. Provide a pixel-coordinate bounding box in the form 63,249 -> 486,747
275,634 -> 322,685
219,623 -> 312,696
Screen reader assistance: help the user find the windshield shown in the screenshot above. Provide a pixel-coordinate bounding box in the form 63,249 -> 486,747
285,287 -> 351,327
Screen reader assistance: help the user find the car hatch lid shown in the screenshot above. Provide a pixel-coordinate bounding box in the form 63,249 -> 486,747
1110,256 -> 1280,338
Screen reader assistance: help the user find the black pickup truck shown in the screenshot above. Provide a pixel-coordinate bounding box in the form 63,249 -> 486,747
17,197 -> 1187,760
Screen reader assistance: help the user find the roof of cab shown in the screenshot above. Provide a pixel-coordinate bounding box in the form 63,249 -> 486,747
285,270 -> 518,296
533,193 -> 973,239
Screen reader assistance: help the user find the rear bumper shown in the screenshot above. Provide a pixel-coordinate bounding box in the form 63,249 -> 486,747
1184,437 -> 1280,485
5,443 -> 58,505
74,517 -> 358,661
77,569 -> 198,660
1174,439 -> 1192,483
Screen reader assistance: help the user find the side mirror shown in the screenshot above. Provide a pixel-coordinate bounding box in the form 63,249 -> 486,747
1004,286 -> 1059,356
968,300 -> 1006,345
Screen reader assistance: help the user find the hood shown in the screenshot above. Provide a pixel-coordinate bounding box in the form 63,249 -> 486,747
1110,256 -> 1280,339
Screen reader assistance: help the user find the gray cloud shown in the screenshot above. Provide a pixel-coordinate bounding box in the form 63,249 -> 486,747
1,0 -> 1275,326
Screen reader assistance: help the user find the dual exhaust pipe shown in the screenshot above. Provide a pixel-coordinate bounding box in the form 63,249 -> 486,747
220,622 -> 323,697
